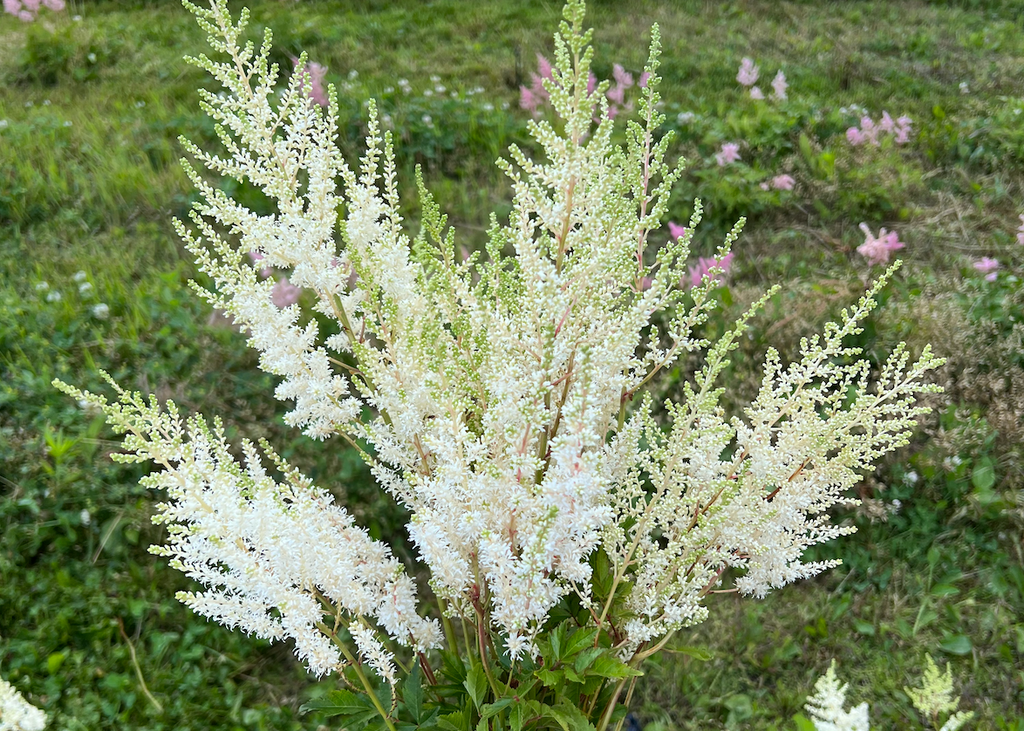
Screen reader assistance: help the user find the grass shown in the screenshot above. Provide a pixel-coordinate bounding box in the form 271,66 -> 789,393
1,0 -> 1023,729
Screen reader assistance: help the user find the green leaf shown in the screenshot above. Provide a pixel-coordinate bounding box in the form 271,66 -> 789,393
47,651 -> 66,675
403,662 -> 424,723
464,663 -> 489,709
481,698 -> 515,719
300,689 -> 371,718
668,645 -> 713,661
438,711 -> 468,731
930,584 -> 960,597
589,655 -> 642,679
792,713 -> 817,731
971,457 -> 996,491
574,647 -> 604,674
535,667 -> 563,688
853,620 -> 876,636
510,702 -> 525,731
939,634 -> 973,655
552,700 -> 597,731
563,628 -> 599,659
549,623 -> 567,661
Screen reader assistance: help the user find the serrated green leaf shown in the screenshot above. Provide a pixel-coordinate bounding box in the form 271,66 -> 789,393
403,662 -> 424,723
668,645 -> 712,662
465,663 -> 489,709
563,628 -> 599,659
574,647 -> 603,674
438,711 -> 468,731
589,655 -> 642,679
481,698 -> 515,719
536,667 -> 562,688
300,688 -> 373,718
552,700 -> 596,731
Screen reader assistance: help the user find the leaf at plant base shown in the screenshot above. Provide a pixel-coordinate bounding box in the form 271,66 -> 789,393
300,688 -> 372,718
971,457 -> 996,491
438,711 -> 469,731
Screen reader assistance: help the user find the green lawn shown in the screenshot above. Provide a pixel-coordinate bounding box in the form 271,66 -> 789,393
2,1 -> 1023,729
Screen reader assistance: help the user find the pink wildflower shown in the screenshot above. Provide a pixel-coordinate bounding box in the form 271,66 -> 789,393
612,64 -> 634,89
737,57 -> 759,87
587,71 -> 597,95
536,54 -> 553,80
770,174 -> 795,191
715,142 -> 742,166
668,221 -> 688,240
760,181 -> 770,191
272,277 -> 302,308
846,127 -> 866,146
750,86 -> 764,100
688,252 -> 735,288
770,70 -> 787,100
857,223 -> 905,265
1017,214 -> 1024,245
292,58 -> 329,108
248,251 -> 272,279
639,71 -> 651,88
879,111 -> 895,133
519,86 -> 540,115
973,257 -> 999,281
607,83 -> 626,106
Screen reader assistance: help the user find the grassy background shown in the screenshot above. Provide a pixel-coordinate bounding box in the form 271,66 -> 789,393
2,0 -> 1023,729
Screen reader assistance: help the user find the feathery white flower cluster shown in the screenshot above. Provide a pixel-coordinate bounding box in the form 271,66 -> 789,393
58,379 -> 439,679
58,0 -> 943,678
0,677 -> 46,731
906,655 -> 974,731
806,658 -> 974,731
805,662 -> 870,731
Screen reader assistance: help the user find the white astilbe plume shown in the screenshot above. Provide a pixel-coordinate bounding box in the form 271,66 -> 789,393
805,662 -> 870,731
0,677 -> 47,731
58,0 -> 943,670
54,378 -> 440,678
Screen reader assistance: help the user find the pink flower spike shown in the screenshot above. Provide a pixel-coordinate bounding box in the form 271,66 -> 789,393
639,71 -> 651,88
272,277 -> 302,308
715,142 -> 742,166
857,223 -> 905,265
612,64 -> 634,89
587,72 -> 597,95
3,0 -> 21,14
770,70 -> 787,100
973,257 -> 999,279
607,83 -> 626,106
771,174 -> 795,191
750,86 -> 764,100
760,181 -> 770,191
536,54 -> 553,80
668,221 -> 687,241
846,127 -> 865,146
894,126 -> 911,145
43,0 -> 64,9
519,86 -> 539,114
897,115 -> 912,128
292,58 -> 329,108
737,57 -> 759,86
879,111 -> 895,133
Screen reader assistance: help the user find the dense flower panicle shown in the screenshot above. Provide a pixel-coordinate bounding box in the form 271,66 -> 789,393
770,70 -> 788,100
715,142 -> 741,166
805,662 -> 870,731
736,57 -> 759,86
0,677 -> 47,731
61,0 -> 943,674
973,257 -> 999,281
857,223 -> 904,265
3,0 -> 64,22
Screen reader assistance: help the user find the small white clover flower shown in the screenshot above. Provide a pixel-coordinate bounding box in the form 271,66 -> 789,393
80,509 -> 92,525
46,291 -> 62,302
73,270 -> 88,282
91,303 -> 110,319
78,281 -> 94,295
905,470 -> 919,484
34,281 -> 49,292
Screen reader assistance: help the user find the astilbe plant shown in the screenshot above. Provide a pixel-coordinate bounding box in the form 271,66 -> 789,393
56,2 -> 943,729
